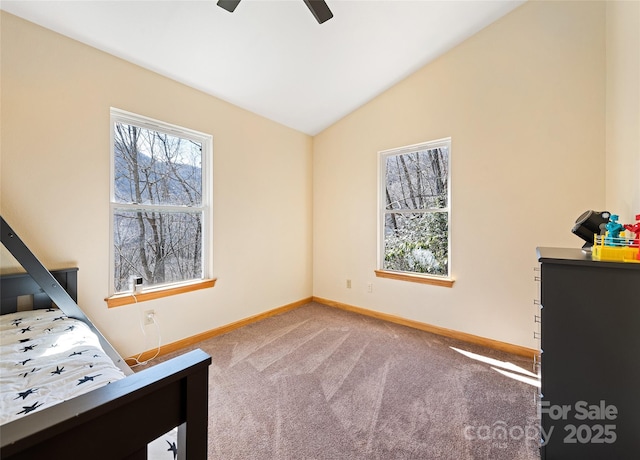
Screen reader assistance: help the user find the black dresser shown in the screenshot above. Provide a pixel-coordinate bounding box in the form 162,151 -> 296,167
537,247 -> 640,459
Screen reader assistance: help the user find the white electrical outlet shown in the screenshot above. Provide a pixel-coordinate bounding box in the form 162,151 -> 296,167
367,283 -> 373,293
144,310 -> 155,326
346,279 -> 352,289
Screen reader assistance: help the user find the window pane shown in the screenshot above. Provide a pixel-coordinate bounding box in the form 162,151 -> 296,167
383,212 -> 448,276
113,210 -> 203,292
385,147 -> 448,210
113,123 -> 202,206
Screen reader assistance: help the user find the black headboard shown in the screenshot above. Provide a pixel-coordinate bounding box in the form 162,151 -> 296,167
0,268 -> 78,315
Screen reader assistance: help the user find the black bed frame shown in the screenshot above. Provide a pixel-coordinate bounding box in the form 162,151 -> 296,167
0,216 -> 211,459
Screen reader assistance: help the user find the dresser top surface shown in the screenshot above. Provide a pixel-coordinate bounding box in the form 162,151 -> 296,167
537,247 -> 640,270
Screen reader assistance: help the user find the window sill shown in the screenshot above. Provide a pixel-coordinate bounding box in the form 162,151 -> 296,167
374,270 -> 454,288
105,278 -> 217,307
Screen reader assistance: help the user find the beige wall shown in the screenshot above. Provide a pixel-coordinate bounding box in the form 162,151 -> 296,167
313,0 -> 607,350
606,0 -> 640,222
0,12 -> 313,357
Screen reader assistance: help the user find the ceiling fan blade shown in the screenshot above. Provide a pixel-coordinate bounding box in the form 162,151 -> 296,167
217,0 -> 241,13
303,0 -> 333,24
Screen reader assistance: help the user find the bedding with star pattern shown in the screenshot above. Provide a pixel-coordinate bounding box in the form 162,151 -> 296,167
0,307 -> 127,425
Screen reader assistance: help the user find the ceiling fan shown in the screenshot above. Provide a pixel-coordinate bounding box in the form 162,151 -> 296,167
217,0 -> 333,24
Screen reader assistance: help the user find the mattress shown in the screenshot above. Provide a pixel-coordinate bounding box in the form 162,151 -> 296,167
0,307 -> 126,425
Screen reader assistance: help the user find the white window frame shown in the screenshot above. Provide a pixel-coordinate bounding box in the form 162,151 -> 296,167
376,137 -> 453,286
109,108 -> 213,297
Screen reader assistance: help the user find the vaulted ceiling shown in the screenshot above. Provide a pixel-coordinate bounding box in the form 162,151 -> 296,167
1,0 -> 525,135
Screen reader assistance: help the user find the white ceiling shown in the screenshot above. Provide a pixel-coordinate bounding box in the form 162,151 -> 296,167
1,0 -> 525,135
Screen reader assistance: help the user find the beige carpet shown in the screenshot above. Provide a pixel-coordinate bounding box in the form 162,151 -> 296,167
145,302 -> 540,459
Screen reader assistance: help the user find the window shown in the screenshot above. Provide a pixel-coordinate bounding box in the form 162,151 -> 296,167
377,138 -> 452,285
109,108 -> 212,298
